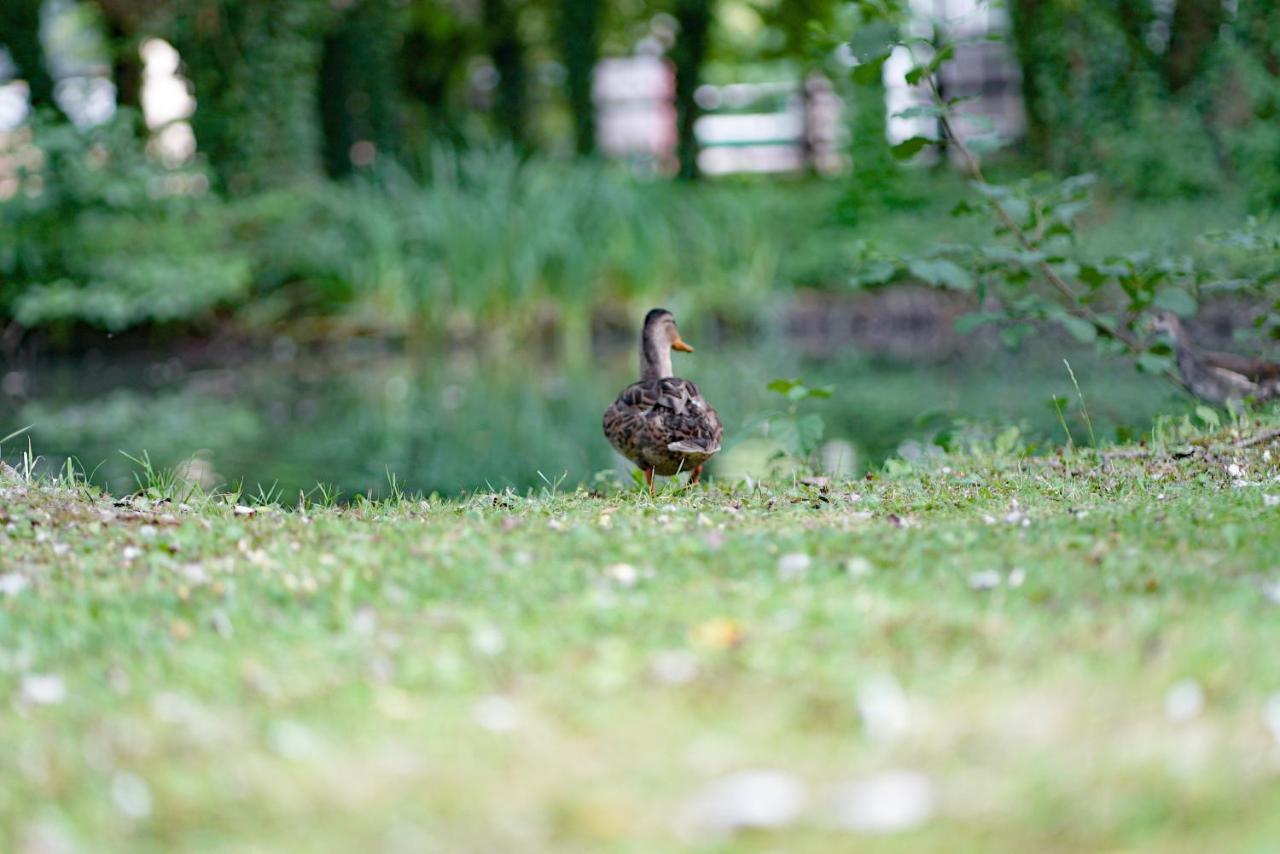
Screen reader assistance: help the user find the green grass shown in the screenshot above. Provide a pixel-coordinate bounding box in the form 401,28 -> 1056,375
3,416 -> 1280,852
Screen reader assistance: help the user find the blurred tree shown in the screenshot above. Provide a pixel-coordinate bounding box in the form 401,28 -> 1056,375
671,0 -> 711,180
484,0 -> 529,148
0,0 -> 64,117
168,0 -> 330,194
400,1 -> 478,147
1166,0 -> 1226,92
558,0 -> 600,155
320,0 -> 400,176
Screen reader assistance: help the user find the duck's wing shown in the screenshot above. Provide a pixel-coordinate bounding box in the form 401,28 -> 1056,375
1202,351 -> 1280,384
603,378 -> 723,459
660,378 -> 724,454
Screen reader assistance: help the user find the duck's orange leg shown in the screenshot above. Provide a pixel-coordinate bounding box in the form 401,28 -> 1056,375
689,465 -> 704,487
644,467 -> 655,495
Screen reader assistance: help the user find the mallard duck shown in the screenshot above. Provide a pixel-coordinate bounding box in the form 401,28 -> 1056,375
1146,311 -> 1280,405
603,308 -> 723,492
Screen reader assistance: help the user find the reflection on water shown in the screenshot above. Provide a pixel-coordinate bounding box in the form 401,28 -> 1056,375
2,338 -> 1184,498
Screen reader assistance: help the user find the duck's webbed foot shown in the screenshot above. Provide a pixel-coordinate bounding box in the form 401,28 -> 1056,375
689,465 -> 704,487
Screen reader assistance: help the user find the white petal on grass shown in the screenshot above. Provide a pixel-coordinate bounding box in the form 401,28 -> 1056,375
121,545 -> 142,562
1264,494 -> 1280,508
470,624 -> 506,656
827,770 -> 936,834
1264,692 -> 1280,747
684,770 -> 807,834
21,674 -> 66,706
474,695 -> 521,733
968,570 -> 1001,591
267,720 -> 320,760
604,563 -> 639,588
110,772 -> 152,819
1165,679 -> 1205,723
1007,568 -> 1026,588
777,553 -> 812,581
844,557 -> 873,578
857,675 -> 911,744
0,572 -> 28,597
650,650 -> 699,685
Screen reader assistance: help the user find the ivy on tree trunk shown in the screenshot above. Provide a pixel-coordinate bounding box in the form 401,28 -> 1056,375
169,0 -> 328,194
672,0 -> 710,181
558,0 -> 599,156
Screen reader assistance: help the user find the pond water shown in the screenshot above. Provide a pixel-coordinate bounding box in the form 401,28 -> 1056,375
2,334 -> 1187,499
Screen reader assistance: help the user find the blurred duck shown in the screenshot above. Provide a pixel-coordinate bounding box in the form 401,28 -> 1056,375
603,308 -> 723,492
1146,310 -> 1280,405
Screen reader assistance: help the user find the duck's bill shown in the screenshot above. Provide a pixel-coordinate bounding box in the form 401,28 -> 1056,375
672,336 -> 694,353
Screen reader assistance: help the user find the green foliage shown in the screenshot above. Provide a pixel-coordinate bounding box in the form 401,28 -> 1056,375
167,0 -> 330,194
0,114 -> 251,331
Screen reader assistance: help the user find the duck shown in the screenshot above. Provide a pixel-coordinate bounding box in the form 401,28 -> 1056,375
1146,310 -> 1280,405
603,308 -> 723,492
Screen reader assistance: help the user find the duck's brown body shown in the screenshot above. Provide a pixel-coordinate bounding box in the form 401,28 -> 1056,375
603,309 -> 723,488
1149,312 -> 1280,405
603,376 -> 723,476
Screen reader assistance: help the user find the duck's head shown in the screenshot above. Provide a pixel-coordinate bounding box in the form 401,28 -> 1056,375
641,308 -> 694,380
1145,310 -> 1187,343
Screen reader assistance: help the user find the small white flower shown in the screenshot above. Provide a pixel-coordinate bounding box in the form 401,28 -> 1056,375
121,545 -> 143,562
1007,568 -> 1026,588
826,770 -> 936,834
844,557 -> 873,578
470,624 -> 506,656
777,553 -> 812,581
604,563 -> 639,588
21,674 -> 66,706
683,770 -> 807,834
1264,692 -> 1280,746
1227,463 -> 1243,478
0,573 -> 28,597
1264,494 -> 1279,508
651,650 -> 699,685
110,772 -> 152,819
968,570 -> 1001,591
858,675 -> 910,744
474,695 -> 521,733
1165,679 -> 1204,723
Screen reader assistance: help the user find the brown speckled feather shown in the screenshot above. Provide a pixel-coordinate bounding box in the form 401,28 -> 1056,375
603,377 -> 724,476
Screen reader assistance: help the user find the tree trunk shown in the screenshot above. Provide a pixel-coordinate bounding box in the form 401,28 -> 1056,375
1165,0 -> 1226,91
1006,0 -> 1049,163
0,0 -> 62,116
320,0 -> 399,177
671,0 -> 711,181
484,0 -> 528,150
558,0 -> 599,156
169,0 -> 329,194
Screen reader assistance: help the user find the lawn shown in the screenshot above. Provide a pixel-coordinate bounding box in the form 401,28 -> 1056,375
3,417 -> 1280,852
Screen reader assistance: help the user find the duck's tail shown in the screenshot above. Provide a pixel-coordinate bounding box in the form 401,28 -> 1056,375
668,439 -> 721,456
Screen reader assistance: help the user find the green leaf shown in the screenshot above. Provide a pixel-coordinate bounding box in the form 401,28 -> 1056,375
892,104 -> 943,120
850,260 -> 898,288
904,65 -> 927,86
907,258 -> 974,291
891,136 -> 933,159
1055,313 -> 1097,344
953,311 -> 1001,334
852,53 -> 889,84
1195,405 -> 1221,430
999,324 -> 1032,349
1152,289 -> 1198,317
1136,352 -> 1174,374
766,378 -> 800,396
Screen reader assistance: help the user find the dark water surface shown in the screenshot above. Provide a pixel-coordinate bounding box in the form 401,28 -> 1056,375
2,337 -> 1185,498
